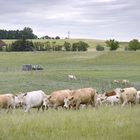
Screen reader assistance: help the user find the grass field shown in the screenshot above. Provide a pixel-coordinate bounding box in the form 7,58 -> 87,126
0,50 -> 140,140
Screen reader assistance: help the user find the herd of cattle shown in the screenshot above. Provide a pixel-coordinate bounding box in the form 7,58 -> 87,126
0,86 -> 140,113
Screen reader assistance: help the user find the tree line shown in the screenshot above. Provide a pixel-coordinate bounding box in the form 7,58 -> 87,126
96,39 -> 140,51
1,39 -> 89,52
0,27 -> 38,39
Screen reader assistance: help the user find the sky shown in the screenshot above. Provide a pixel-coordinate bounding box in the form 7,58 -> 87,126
0,0 -> 140,41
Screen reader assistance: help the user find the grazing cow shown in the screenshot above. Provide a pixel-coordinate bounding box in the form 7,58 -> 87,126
68,75 -> 77,80
0,94 -> 15,112
136,91 -> 140,104
116,87 -> 137,106
17,90 -> 46,112
43,89 -> 73,109
113,80 -> 120,84
121,79 -> 130,85
64,88 -> 97,110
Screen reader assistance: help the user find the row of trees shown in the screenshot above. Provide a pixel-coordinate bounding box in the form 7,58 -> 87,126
40,35 -> 61,40
2,39 -> 89,52
96,39 -> 140,51
0,27 -> 37,39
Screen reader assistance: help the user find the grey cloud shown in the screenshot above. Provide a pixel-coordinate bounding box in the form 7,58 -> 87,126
0,0 -> 140,40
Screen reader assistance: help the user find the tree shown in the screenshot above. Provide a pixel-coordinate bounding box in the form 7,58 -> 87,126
10,38 -> 34,51
55,36 -> 60,39
105,39 -> 119,50
0,27 -> 37,39
72,41 -> 89,51
64,42 -> 71,51
96,44 -> 104,51
128,39 -> 140,51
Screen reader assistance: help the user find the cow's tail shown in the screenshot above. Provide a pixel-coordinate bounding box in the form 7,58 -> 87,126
92,89 -> 97,107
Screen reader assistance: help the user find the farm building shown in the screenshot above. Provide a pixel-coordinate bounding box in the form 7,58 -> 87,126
0,40 -> 7,50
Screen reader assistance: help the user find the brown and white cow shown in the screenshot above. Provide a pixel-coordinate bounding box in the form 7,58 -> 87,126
43,89 -> 73,109
0,94 -> 15,112
63,88 -> 97,110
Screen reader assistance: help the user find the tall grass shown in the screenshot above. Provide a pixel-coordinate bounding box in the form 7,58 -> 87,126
0,106 -> 140,140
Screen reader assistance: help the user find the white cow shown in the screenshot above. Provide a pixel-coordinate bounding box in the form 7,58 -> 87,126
17,90 -> 46,112
102,95 -> 121,106
68,75 -> 77,80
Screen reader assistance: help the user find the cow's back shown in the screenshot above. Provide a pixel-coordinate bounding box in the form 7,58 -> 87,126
49,89 -> 72,105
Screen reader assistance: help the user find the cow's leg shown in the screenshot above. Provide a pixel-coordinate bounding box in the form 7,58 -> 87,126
111,101 -> 114,106
122,100 -> 127,107
76,101 -> 81,110
54,104 -> 58,110
25,105 -> 30,113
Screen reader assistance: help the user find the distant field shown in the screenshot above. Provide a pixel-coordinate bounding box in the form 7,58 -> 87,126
2,39 -> 129,50
0,51 -> 139,93
0,51 -> 140,140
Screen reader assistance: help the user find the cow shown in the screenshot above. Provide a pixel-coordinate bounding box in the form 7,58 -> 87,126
43,89 -> 73,109
116,87 -> 137,106
0,94 -> 15,112
68,75 -> 77,80
113,80 -> 120,84
16,90 -> 46,112
63,88 -> 97,110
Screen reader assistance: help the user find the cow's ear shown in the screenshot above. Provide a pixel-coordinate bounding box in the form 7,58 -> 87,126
69,96 -> 74,100
47,95 -> 51,100
120,89 -> 125,92
23,93 -> 27,96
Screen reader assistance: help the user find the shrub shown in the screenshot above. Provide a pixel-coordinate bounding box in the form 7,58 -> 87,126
96,45 -> 104,51
128,39 -> 140,51
10,39 -> 34,51
105,39 -> 119,50
72,41 -> 89,51
64,42 -> 71,51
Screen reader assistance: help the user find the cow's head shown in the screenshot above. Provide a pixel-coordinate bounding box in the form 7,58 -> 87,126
14,93 -> 25,107
43,95 -> 51,109
63,96 -> 74,109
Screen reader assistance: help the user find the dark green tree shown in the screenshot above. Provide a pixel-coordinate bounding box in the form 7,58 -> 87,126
128,39 -> 140,51
10,38 -> 34,51
64,42 -> 71,51
105,39 -> 119,50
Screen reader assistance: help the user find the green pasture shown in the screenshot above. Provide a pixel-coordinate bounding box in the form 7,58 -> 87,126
0,51 -> 139,93
0,51 -> 140,140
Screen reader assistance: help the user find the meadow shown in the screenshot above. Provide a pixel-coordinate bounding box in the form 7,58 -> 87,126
0,48 -> 140,140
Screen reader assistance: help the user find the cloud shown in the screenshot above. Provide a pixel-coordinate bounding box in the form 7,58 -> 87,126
0,0 -> 140,41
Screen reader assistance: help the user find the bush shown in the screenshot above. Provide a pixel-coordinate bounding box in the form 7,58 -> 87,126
72,41 -> 89,51
128,39 -> 140,51
96,45 -> 104,51
10,39 -> 34,51
105,39 -> 119,50
64,42 -> 71,51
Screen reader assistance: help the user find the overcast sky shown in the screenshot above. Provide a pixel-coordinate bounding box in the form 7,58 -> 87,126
0,0 -> 140,41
